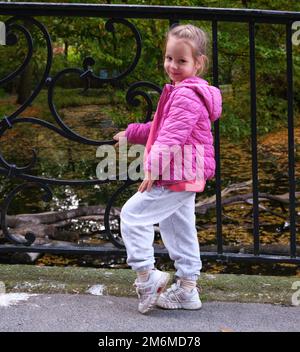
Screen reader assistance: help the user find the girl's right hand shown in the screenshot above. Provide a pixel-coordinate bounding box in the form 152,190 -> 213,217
113,130 -> 126,148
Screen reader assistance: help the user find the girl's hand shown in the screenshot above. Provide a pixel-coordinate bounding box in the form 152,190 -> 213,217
113,131 -> 126,148
138,171 -> 156,193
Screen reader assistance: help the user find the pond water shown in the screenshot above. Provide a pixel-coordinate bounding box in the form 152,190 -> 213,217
0,102 -> 299,270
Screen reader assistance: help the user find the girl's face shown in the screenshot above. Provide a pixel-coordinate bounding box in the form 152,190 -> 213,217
164,36 -> 202,86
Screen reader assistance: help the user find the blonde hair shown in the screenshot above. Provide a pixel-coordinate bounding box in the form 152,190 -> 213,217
165,24 -> 209,76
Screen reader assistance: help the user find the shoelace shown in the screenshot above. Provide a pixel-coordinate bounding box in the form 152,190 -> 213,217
196,284 -> 201,293
163,282 -> 184,302
164,282 -> 200,302
133,281 -> 157,312
133,281 -> 151,300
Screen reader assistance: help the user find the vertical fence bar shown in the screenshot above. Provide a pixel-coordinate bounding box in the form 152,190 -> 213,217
249,21 -> 260,256
212,19 -> 223,254
286,22 -> 297,258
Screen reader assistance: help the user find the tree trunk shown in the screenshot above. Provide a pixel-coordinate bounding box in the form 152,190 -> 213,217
16,20 -> 34,105
16,63 -> 33,104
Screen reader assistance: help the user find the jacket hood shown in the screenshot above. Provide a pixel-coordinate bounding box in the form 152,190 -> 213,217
171,76 -> 222,122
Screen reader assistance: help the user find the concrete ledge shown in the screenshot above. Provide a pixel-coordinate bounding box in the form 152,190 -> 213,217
0,264 -> 298,306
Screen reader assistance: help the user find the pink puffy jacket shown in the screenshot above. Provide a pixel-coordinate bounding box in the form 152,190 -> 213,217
125,76 -> 222,192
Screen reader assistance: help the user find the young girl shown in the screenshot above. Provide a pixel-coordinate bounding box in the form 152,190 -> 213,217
113,24 -> 222,314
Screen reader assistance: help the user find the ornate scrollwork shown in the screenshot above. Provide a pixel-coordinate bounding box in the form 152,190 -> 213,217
79,18 -> 142,83
104,180 -> 134,249
0,23 -> 33,85
0,16 -> 53,122
126,81 -> 162,122
0,182 -> 52,246
47,18 -> 142,144
0,15 -> 162,248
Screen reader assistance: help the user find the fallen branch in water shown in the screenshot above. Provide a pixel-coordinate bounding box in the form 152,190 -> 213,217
0,180 -> 299,262
195,180 -> 300,223
0,205 -> 121,242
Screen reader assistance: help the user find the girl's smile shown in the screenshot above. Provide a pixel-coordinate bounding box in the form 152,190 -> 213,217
164,36 -> 202,86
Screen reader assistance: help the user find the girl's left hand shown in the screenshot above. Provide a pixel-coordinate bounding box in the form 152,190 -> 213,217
113,130 -> 126,148
138,171 -> 156,192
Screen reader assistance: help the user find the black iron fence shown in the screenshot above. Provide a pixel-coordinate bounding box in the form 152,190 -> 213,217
0,2 -> 299,264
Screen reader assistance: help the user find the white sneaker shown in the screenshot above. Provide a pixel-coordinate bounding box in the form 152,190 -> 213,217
156,281 -> 202,310
134,269 -> 170,314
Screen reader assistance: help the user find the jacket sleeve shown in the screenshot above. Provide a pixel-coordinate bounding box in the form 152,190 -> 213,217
125,121 -> 152,145
145,88 -> 203,176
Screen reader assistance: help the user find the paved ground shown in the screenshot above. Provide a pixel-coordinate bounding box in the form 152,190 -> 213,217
0,294 -> 299,332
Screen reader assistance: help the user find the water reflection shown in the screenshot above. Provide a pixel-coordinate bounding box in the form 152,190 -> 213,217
0,105 -> 299,253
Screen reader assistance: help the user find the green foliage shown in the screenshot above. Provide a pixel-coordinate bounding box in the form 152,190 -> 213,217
0,0 -> 300,141
0,88 -> 7,98
0,102 -> 16,119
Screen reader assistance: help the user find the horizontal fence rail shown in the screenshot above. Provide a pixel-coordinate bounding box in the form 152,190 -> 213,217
0,2 -> 299,265
1,2 -> 300,23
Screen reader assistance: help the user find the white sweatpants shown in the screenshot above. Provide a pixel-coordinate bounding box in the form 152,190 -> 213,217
120,186 -> 202,280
